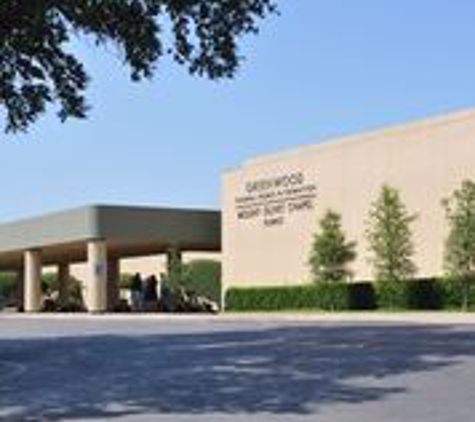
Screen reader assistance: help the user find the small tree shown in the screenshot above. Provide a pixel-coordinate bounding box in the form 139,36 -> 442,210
366,185 -> 417,283
166,246 -> 185,285
181,259 -> 222,306
443,180 -> 475,311
309,210 -> 356,283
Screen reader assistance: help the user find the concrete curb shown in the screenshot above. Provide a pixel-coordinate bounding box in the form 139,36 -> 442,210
1,312 -> 475,325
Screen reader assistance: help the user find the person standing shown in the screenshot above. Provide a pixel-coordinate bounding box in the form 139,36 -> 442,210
130,273 -> 143,311
160,273 -> 171,312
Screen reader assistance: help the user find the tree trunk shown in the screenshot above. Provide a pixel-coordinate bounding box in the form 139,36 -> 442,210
462,277 -> 470,312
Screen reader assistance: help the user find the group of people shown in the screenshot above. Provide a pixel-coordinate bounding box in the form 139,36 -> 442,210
129,273 -> 171,312
127,272 -> 219,314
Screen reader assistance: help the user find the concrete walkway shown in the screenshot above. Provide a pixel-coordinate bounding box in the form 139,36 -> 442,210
2,310 -> 475,324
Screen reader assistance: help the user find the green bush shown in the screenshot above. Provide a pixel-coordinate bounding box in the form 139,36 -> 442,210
225,282 -> 374,312
435,277 -> 475,310
314,282 -> 350,310
375,279 -> 444,310
375,281 -> 411,310
409,279 -> 443,309
348,282 -> 377,310
183,260 -> 221,305
0,272 -> 17,302
226,285 -> 318,311
42,272 -> 59,293
225,278 -> 475,312
120,273 -> 135,290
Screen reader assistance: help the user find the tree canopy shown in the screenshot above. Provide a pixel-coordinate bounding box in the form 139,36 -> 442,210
366,185 -> 417,283
0,0 -> 277,133
308,210 -> 357,283
443,180 -> 475,310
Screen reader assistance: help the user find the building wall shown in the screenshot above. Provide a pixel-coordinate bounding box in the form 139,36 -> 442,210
222,109 -> 475,289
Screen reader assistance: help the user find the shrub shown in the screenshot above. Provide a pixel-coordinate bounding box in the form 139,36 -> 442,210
409,279 -> 445,309
0,272 -> 17,302
435,277 -> 475,310
225,282 -> 375,312
314,282 -> 350,310
42,272 -> 58,293
375,279 -> 444,310
226,285 -> 319,311
375,281 -> 411,310
225,279 -> 475,312
120,273 -> 135,290
181,260 -> 221,306
348,282 -> 377,310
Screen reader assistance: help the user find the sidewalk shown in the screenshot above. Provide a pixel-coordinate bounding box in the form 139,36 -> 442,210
1,311 -> 475,325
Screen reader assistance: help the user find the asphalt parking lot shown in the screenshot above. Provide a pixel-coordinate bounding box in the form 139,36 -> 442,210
1,314 -> 475,422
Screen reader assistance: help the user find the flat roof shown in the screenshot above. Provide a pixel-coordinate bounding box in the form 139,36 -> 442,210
223,107 -> 475,172
0,205 -> 221,270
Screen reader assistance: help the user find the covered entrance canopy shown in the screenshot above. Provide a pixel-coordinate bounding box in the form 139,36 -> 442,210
0,205 -> 221,312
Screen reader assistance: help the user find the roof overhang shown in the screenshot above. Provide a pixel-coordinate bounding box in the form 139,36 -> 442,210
0,205 -> 221,270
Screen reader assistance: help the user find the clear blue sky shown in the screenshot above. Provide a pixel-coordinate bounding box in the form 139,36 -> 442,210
1,0 -> 475,221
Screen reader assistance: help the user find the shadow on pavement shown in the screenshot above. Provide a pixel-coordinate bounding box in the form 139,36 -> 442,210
0,323 -> 474,421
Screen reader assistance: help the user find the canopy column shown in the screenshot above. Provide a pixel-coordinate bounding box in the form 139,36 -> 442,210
57,263 -> 70,308
24,249 -> 42,312
107,258 -> 120,311
86,240 -> 108,313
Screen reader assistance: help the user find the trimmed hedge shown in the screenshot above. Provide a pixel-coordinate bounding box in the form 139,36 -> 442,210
376,278 -> 475,310
375,279 -> 443,310
348,282 -> 377,310
225,278 -> 475,312
226,285 -> 323,311
436,278 -> 475,310
225,282 -> 377,312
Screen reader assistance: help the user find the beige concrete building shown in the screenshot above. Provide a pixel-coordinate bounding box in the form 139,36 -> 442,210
222,108 -> 475,290
3,108 -> 475,313
0,205 -> 220,312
